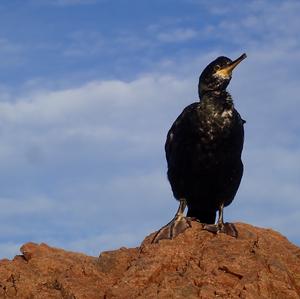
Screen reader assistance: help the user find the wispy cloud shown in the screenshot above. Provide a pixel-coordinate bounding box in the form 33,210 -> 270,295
34,0 -> 101,6
0,74 -> 193,258
157,28 -> 198,43
63,31 -> 105,57
0,38 -> 26,67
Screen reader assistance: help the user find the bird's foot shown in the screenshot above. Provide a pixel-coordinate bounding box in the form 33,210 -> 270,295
202,222 -> 238,238
152,215 -> 193,243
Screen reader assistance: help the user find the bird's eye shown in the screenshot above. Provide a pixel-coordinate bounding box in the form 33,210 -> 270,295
214,65 -> 221,71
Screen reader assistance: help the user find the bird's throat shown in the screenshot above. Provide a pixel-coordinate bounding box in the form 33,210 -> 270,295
201,90 -> 233,110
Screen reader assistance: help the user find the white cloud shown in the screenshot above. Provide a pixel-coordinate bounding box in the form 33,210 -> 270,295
0,74 -> 193,258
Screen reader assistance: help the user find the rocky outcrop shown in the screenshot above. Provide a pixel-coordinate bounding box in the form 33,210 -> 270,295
1,222 -> 300,298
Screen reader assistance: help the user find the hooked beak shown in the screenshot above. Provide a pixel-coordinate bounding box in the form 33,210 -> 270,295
216,53 -> 247,78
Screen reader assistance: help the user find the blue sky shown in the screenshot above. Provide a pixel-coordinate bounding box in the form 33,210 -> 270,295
0,0 -> 299,258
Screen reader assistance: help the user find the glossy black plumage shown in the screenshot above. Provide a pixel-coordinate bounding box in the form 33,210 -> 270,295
166,55 -> 246,224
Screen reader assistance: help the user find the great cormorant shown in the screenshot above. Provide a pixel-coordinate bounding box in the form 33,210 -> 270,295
153,53 -> 247,242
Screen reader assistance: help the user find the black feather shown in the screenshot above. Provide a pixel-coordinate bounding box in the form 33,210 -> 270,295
165,55 -> 245,224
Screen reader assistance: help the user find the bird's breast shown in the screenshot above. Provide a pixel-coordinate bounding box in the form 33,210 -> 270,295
200,108 -> 235,142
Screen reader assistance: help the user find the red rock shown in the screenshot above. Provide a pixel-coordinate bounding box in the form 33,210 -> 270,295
0,222 -> 300,298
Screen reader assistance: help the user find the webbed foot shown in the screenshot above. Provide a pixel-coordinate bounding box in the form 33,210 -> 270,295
152,215 -> 193,243
202,222 -> 238,238
152,199 -> 192,243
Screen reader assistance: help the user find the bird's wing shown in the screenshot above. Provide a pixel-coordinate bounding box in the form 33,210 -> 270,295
165,103 -> 198,164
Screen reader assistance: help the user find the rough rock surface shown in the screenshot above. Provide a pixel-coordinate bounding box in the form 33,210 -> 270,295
1,222 -> 300,298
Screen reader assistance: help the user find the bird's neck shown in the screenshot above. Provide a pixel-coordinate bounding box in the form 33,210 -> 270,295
200,90 -> 233,110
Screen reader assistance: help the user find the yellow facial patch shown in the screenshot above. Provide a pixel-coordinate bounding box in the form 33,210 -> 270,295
215,53 -> 247,79
215,67 -> 232,78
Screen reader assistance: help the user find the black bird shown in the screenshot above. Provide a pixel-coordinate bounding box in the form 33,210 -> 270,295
153,53 -> 247,242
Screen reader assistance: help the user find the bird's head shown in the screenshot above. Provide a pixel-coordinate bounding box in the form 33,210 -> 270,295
198,53 -> 247,98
